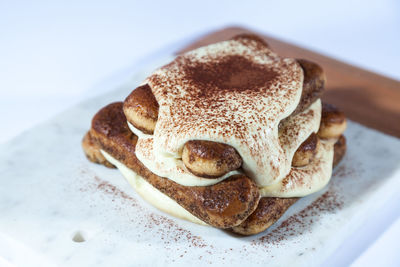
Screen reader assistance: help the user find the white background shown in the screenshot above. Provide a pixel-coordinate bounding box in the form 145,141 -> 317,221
1,0 -> 399,266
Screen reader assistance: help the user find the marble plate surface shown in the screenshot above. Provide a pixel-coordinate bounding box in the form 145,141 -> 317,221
1,52 -> 400,267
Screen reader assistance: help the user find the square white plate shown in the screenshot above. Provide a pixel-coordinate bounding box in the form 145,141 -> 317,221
1,45 -> 400,267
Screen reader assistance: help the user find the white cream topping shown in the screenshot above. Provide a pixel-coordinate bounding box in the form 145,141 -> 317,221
100,150 -> 207,226
138,38 -> 304,187
126,38 -> 334,198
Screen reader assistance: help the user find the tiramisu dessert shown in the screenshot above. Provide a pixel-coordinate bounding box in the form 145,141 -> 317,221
82,34 -> 347,235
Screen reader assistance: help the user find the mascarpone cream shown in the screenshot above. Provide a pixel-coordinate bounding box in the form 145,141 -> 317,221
100,150 -> 208,225
136,38 -> 304,187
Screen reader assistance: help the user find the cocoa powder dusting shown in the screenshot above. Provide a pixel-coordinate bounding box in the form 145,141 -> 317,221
80,172 -> 346,263
332,161 -> 356,179
183,55 -> 278,94
145,37 -> 303,184
252,189 -> 344,249
92,176 -> 207,250
95,177 -> 138,207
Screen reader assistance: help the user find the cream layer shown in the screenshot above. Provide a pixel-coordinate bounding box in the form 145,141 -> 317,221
100,150 -> 208,226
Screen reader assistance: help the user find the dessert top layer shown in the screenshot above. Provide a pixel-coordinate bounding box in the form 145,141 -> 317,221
138,36 -> 304,186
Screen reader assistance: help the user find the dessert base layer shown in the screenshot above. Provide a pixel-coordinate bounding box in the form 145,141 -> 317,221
2,95 -> 400,266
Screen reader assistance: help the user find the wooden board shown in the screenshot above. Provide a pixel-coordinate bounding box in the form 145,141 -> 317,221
179,27 -> 400,138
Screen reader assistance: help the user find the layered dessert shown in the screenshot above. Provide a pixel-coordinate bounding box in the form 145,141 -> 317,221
82,34 -> 347,235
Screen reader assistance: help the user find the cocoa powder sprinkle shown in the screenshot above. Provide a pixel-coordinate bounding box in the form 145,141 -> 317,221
80,170 -> 346,263
143,37 -> 304,185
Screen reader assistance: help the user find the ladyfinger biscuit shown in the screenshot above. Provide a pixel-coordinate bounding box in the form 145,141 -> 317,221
88,102 -> 260,228
292,133 -> 320,167
82,131 -> 115,168
123,84 -> 159,134
182,140 -> 242,178
231,135 -> 347,235
318,103 -> 347,139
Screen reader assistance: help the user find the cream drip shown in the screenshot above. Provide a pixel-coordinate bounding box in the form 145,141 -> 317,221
260,139 -> 335,197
